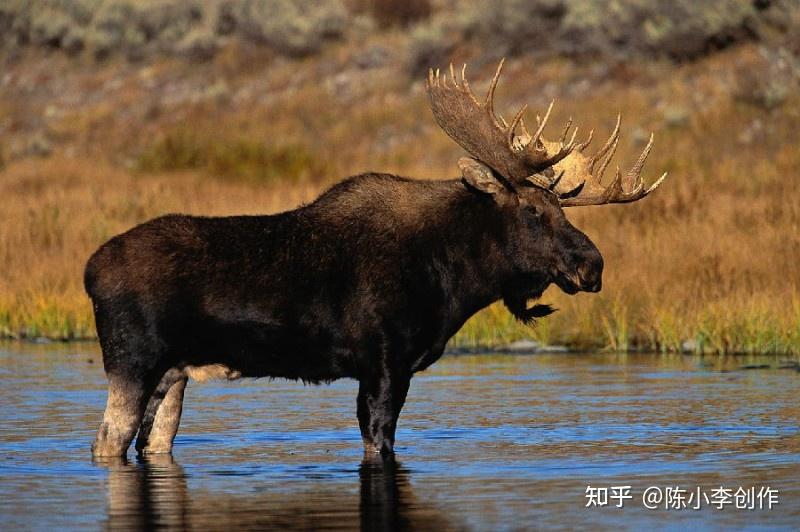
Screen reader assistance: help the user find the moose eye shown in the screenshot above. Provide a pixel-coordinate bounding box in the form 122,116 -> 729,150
525,205 -> 542,218
524,206 -> 544,226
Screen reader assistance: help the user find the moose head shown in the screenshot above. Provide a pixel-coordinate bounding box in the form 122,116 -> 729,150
426,60 -> 666,321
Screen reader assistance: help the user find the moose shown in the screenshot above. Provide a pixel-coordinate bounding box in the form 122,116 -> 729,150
87,60 -> 666,458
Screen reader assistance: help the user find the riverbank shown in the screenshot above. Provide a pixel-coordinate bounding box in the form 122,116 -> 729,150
2,290 -> 798,355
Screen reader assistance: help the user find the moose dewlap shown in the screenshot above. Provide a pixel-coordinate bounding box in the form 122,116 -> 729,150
87,61 -> 666,458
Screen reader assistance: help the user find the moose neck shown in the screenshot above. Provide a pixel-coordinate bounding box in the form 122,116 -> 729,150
429,182 -> 518,335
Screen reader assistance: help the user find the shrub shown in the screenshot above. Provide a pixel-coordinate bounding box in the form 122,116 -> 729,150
733,46 -> 799,109
137,130 -> 206,173
407,23 -> 454,78
350,0 -> 432,28
475,0 -> 566,56
207,139 -> 323,183
454,0 -> 799,61
222,0 -> 349,57
0,0 -> 350,60
136,131 -> 325,183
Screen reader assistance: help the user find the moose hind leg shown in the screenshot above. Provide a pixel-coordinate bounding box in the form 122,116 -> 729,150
135,368 -> 188,455
91,297 -> 173,457
93,373 -> 160,457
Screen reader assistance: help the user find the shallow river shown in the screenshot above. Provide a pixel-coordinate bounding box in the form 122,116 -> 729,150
0,342 -> 798,530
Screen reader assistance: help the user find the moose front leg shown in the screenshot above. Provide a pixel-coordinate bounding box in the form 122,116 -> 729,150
357,370 -> 410,456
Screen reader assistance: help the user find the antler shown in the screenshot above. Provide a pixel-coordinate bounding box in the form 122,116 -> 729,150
426,60 -> 667,204
426,60 -> 581,186
550,116 -> 668,207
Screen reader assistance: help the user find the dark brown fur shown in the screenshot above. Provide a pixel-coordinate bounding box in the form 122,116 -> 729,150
87,172 -> 602,457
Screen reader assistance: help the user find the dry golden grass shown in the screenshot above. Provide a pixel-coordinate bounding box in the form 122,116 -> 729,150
0,157 -> 321,338
1,43 -> 798,353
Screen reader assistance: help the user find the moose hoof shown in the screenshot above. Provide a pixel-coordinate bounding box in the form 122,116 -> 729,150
363,440 -> 394,456
136,441 -> 173,455
138,448 -> 172,456
92,424 -> 130,458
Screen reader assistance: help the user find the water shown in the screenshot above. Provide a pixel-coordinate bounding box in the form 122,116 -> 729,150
1,342 -> 798,530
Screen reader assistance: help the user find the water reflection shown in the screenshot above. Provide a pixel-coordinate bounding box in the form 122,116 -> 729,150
358,457 -> 457,531
101,455 -> 459,531
102,455 -> 189,530
359,457 -> 410,531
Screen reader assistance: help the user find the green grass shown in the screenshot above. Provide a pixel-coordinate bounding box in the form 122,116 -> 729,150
0,298 -> 95,341
136,130 -> 327,184
451,295 -> 800,354
1,296 -> 798,354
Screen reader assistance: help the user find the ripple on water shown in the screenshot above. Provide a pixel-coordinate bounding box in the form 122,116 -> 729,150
0,344 -> 798,530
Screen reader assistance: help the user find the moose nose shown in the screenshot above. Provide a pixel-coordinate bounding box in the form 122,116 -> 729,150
577,262 -> 602,292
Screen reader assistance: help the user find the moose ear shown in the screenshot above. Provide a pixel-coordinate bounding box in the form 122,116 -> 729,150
458,157 -> 505,195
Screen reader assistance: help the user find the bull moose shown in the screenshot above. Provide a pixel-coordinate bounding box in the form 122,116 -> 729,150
88,60 -> 666,458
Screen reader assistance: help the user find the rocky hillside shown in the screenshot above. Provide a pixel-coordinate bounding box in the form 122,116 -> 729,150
1,0 -> 798,167
2,0 -> 797,63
